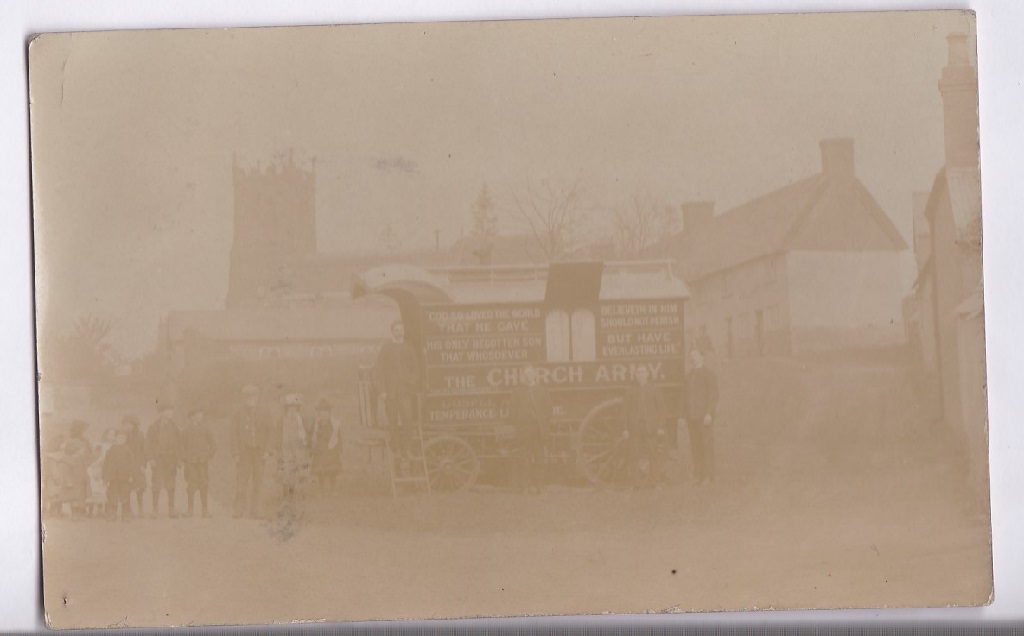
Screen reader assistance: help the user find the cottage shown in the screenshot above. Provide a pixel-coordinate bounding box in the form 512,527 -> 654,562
649,138 -> 907,357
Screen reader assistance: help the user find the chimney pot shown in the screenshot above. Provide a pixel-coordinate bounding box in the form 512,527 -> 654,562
820,138 -> 855,180
938,32 -> 979,170
947,33 -> 969,67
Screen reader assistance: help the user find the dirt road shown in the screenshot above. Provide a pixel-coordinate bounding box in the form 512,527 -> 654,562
40,355 -> 993,627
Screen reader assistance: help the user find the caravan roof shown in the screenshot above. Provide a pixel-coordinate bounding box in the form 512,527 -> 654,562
352,260 -> 690,306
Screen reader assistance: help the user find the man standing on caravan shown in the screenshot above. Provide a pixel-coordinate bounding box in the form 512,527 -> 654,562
375,321 -> 421,460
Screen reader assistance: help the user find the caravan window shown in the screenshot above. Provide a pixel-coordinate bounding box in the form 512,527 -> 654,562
571,309 -> 596,361
545,310 -> 571,362
546,308 -> 596,362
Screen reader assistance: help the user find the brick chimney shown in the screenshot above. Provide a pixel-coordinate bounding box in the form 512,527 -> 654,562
938,32 -> 979,170
681,201 -> 715,233
820,138 -> 855,181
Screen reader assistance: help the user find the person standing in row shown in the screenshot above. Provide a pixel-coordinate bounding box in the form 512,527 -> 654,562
681,348 -> 720,486
146,402 -> 182,518
509,364 -> 552,494
278,394 -> 311,499
309,399 -> 342,495
231,384 -> 273,519
102,429 -> 138,523
375,321 -> 421,460
58,421 -> 93,519
123,414 -> 147,517
182,406 -> 216,517
86,427 -> 115,517
622,365 -> 668,489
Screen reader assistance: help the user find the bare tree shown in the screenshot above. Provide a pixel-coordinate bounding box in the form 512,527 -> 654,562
470,183 -> 498,238
508,175 -> 586,262
46,316 -> 119,382
612,188 -> 676,258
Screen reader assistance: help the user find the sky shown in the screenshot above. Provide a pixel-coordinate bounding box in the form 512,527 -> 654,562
27,11 -> 977,357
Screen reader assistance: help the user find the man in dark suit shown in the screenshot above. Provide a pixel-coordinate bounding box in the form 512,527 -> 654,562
122,414 -> 147,516
102,429 -> 138,523
182,406 -> 216,517
230,384 -> 274,518
509,364 -> 552,494
622,365 -> 667,489
681,348 -> 720,486
145,402 -> 182,518
375,321 -> 421,459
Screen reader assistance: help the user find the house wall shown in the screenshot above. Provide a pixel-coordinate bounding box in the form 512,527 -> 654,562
928,189 -> 965,442
913,281 -> 943,424
957,312 -> 989,500
684,254 -> 791,358
917,283 -> 940,372
785,250 -> 905,353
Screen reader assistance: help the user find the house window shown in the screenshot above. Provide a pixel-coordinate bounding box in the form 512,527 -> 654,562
766,305 -> 779,327
765,258 -> 777,283
722,272 -> 732,296
545,308 -> 596,362
311,345 -> 333,358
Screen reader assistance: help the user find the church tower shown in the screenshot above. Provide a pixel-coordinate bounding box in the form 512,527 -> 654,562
226,150 -> 317,309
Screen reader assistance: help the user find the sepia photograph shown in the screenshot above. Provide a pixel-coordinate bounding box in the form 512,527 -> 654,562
27,11 -> 990,628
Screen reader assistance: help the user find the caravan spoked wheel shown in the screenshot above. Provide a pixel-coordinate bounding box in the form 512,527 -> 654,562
422,435 -> 480,492
575,398 -> 631,486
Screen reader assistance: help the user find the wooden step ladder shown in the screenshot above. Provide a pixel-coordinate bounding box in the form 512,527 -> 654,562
385,424 -> 431,497
357,366 -> 432,497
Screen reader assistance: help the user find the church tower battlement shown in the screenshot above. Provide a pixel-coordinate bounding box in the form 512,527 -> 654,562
226,149 -> 318,309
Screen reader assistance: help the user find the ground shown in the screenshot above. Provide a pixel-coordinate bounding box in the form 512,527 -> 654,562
40,353 -> 992,628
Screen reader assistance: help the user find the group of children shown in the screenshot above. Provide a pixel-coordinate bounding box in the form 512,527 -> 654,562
42,406 -> 218,522
43,392 -> 347,523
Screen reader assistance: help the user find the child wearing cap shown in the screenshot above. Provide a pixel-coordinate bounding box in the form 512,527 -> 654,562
309,399 -> 342,494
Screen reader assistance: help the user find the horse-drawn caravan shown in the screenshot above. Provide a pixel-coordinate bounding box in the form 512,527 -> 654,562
352,260 -> 690,493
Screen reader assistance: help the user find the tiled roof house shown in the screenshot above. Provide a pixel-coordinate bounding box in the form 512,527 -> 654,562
648,137 -> 907,356
908,32 -> 987,506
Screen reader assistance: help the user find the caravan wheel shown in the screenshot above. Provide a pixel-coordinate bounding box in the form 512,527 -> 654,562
423,435 -> 480,492
575,398 -> 631,486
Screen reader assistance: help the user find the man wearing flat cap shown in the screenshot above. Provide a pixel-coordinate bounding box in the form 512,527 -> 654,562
145,401 -> 182,518
182,406 -> 216,517
230,384 -> 274,518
